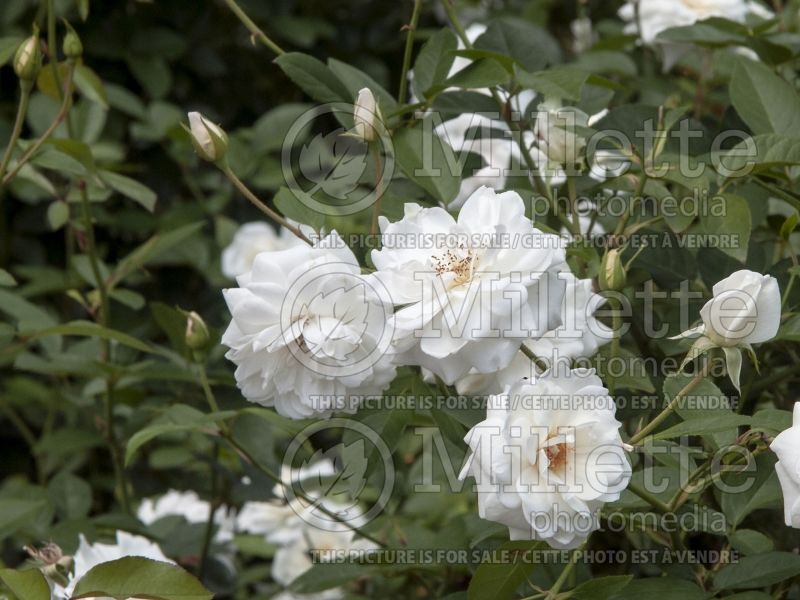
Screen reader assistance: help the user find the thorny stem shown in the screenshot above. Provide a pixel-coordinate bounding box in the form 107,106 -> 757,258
398,0 -> 423,106
629,360 -> 713,445
370,144 -> 384,237
2,65 -> 76,186
0,85 -> 32,183
221,0 -> 285,55
222,166 -> 311,244
196,364 -> 386,547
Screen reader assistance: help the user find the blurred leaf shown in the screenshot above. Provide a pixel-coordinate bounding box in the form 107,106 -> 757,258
274,52 -> 350,103
473,19 -> 560,71
71,557 -> 212,600
730,58 -> 800,136
99,170 -> 157,212
46,201 -> 70,231
467,541 -> 546,600
47,472 -> 92,519
572,575 -> 632,600
73,64 -> 108,108
713,552 -> 800,589
413,28 -> 458,100
30,320 -> 164,356
0,568 -> 50,600
394,123 -> 460,204
125,404 -> 234,465
0,269 -> 17,286
609,577 -> 705,599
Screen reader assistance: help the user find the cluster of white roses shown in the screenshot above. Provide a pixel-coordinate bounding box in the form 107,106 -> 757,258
49,461 -> 372,600
193,3 -> 795,553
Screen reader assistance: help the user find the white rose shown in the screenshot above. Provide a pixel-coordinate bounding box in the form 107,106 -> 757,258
222,231 -> 396,419
371,186 -> 566,384
618,0 -> 770,69
137,490 -> 235,543
57,532 -> 172,600
459,369 -> 631,549
187,111 -> 228,162
456,272 -> 612,396
533,103 -> 589,166
221,222 -> 305,279
771,403 -> 800,528
677,269 -> 780,348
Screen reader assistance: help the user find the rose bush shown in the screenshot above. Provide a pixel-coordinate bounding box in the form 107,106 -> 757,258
1,1 -> 800,599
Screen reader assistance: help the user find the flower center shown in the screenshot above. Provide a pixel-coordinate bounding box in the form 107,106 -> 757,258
542,439 -> 570,477
431,244 -> 478,285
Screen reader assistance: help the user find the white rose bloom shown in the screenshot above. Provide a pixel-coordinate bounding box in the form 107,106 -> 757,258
56,532 -> 172,600
272,528 -> 377,600
137,489 -> 235,543
771,403 -> 800,528
372,187 -> 567,384
222,231 -> 396,419
459,370 -> 631,549
456,272 -> 612,396
221,222 -> 305,279
619,0 -> 771,69
533,102 -> 589,167
676,269 -> 780,348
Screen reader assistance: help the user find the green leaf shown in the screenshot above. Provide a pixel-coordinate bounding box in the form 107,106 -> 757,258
572,575 -> 632,600
110,222 -> 205,288
125,404 -> 234,465
440,58 -> 510,91
0,568 -> 51,600
274,52 -> 351,103
0,498 -> 49,540
76,0 -> 89,20
47,472 -> 92,519
0,36 -> 24,66
328,58 -> 397,113
467,541 -> 546,600
412,28 -> 458,100
71,556 -> 213,600
29,320 -> 164,355
652,414 -> 751,440
719,134 -> 800,175
657,19 -> 748,46
73,64 -> 109,108
46,200 -> 70,231
473,19 -> 560,71
394,124 -> 460,204
99,170 -> 157,212
698,193 -> 751,261
273,186 -> 326,231
516,67 -> 595,101
609,577 -> 705,600
713,552 -> 800,590
717,453 -> 781,526
750,408 -> 792,435
729,58 -> 800,136
0,269 -> 16,286
728,529 -> 774,556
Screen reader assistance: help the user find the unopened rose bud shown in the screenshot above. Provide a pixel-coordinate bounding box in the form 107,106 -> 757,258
187,111 -> 228,162
599,248 -> 626,291
14,32 -> 42,83
353,87 -> 383,142
185,310 -> 210,351
62,21 -> 83,59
